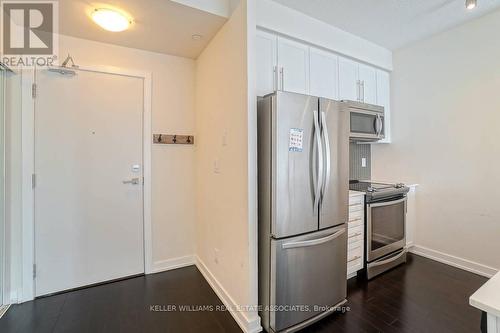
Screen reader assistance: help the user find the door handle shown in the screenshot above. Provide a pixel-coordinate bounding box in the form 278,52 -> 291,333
356,80 -> 361,101
313,110 -> 324,215
280,67 -> 284,91
320,111 -> 331,204
273,66 -> 277,91
282,228 -> 346,249
361,81 -> 365,102
377,115 -> 384,137
369,248 -> 406,267
123,177 -> 140,185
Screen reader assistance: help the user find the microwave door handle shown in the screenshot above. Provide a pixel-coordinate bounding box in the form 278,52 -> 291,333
378,115 -> 384,137
375,114 -> 382,135
313,110 -> 324,215
320,111 -> 330,203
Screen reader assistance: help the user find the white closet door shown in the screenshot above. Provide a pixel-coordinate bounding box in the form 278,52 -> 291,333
35,69 -> 145,296
359,64 -> 377,104
338,57 -> 359,101
256,31 -> 277,97
277,37 -> 309,95
310,47 -> 339,100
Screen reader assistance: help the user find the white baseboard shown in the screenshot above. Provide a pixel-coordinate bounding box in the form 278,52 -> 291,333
195,256 -> 262,333
409,245 -> 498,278
150,255 -> 196,274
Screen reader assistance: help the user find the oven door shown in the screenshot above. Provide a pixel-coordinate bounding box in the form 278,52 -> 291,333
350,110 -> 384,141
367,197 -> 406,262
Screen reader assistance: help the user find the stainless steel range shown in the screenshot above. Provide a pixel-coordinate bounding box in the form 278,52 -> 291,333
350,181 -> 410,279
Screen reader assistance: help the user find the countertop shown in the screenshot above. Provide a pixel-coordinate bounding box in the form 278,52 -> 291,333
349,190 -> 365,196
470,271 -> 500,317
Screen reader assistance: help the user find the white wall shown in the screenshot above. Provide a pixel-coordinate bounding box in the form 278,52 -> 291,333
256,0 -> 393,70
372,9 -> 500,273
195,1 -> 260,331
58,35 -> 197,269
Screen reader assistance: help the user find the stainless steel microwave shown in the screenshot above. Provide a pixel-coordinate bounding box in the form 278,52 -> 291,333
342,101 -> 385,142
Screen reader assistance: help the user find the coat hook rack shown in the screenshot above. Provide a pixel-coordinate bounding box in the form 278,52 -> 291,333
153,134 -> 195,145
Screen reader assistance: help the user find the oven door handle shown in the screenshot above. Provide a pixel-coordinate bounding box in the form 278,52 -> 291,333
369,248 -> 406,267
368,197 -> 407,208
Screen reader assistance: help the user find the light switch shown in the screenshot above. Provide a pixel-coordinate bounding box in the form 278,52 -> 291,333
361,158 -> 367,168
214,159 -> 221,174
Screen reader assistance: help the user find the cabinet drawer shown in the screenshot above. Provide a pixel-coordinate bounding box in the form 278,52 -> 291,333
348,210 -> 363,224
348,225 -> 363,244
347,241 -> 363,274
347,240 -> 362,261
349,195 -> 364,206
349,204 -> 363,214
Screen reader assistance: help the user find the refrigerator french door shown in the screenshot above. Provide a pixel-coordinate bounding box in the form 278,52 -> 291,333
258,91 -> 349,333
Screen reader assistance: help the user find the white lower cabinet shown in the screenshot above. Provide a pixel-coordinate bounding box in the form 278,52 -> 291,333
347,192 -> 365,277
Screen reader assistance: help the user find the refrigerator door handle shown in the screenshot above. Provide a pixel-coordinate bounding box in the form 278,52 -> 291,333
313,110 -> 324,214
282,228 -> 346,249
320,111 -> 331,204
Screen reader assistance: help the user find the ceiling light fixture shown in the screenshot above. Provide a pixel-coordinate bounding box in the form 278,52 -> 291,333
465,0 -> 477,10
192,34 -> 203,41
91,8 -> 132,32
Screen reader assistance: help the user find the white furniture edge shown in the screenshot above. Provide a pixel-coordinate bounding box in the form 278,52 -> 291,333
0,304 -> 10,319
196,256 -> 263,333
410,245 -> 498,278
20,64 -> 153,302
470,272 -> 500,318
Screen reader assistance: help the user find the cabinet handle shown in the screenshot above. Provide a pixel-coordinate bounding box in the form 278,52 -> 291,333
361,81 -> 365,102
280,67 -> 284,91
273,66 -> 277,91
356,80 -> 361,101
348,255 -> 361,263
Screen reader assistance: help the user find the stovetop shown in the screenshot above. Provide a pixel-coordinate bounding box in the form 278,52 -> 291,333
350,181 -> 409,201
350,181 -> 406,193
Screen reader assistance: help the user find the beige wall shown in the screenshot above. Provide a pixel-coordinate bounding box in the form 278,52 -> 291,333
372,9 -> 500,270
195,0 -> 255,321
58,35 -> 197,266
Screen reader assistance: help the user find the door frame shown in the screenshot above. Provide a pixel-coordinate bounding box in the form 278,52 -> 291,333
20,65 -> 153,302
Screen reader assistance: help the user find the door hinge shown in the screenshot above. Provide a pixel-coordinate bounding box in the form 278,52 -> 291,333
32,83 -> 37,99
32,174 -> 36,189
33,264 -> 37,279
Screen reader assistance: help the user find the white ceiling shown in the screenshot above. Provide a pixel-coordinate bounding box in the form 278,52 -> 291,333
271,0 -> 500,50
58,0 -> 228,59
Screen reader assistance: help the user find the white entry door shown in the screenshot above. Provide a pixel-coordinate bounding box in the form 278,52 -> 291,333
34,68 -> 145,297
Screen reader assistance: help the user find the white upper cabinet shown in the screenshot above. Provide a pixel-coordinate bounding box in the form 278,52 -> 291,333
255,30 -> 393,143
309,47 -> 339,100
256,31 -> 277,97
277,37 -> 310,95
338,57 -> 359,102
376,70 -> 391,143
358,64 -> 377,105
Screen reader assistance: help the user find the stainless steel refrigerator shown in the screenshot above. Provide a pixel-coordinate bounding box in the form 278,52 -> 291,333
258,91 -> 349,333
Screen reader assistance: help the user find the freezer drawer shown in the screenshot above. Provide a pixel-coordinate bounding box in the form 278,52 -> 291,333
270,226 -> 347,332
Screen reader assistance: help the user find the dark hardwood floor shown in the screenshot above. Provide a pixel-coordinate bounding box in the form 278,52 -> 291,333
0,253 -> 487,333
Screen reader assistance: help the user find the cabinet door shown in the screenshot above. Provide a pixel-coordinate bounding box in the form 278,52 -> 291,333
277,37 -> 309,95
309,47 -> 338,100
338,57 -> 359,101
256,31 -> 277,97
376,70 -> 391,143
359,64 -> 377,104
